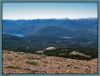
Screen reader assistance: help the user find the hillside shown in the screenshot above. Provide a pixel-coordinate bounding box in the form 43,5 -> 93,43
3,50 -> 97,74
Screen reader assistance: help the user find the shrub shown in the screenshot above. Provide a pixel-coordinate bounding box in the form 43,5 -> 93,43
25,61 -> 38,66
6,65 -> 21,69
69,54 -> 91,60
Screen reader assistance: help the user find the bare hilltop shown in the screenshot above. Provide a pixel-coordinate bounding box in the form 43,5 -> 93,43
3,50 -> 98,74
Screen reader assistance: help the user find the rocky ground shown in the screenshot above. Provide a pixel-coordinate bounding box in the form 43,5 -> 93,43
3,50 -> 98,74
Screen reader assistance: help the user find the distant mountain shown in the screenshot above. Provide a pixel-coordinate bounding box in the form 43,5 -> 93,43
3,18 -> 98,52
3,18 -> 97,38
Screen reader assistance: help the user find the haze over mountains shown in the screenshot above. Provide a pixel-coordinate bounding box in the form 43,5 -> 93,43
3,18 -> 97,52
3,18 -> 97,37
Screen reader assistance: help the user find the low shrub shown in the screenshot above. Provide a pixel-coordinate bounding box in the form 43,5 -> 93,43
25,61 -> 38,66
6,65 -> 21,69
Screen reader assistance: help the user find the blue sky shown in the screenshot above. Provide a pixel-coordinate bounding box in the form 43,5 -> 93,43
3,3 -> 97,19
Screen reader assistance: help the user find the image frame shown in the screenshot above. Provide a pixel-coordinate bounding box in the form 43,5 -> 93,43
0,0 -> 100,76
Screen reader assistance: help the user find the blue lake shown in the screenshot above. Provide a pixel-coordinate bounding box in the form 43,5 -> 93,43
4,33 -> 24,37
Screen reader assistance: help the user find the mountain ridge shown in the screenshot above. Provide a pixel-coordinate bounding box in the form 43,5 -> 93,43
3,18 -> 97,37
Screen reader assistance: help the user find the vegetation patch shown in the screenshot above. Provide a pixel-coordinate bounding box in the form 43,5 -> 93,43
6,65 -> 21,69
25,61 -> 38,66
43,48 -> 92,60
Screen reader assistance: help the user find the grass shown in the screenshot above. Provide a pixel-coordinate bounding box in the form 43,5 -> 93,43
25,61 -> 38,66
6,65 -> 21,69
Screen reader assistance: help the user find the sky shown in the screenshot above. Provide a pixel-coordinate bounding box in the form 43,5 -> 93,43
3,3 -> 97,20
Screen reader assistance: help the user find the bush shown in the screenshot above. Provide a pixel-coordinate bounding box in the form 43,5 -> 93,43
25,61 -> 38,66
43,48 -> 92,60
68,54 -> 91,60
6,65 -> 21,69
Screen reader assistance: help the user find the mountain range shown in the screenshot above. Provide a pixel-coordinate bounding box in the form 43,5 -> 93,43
3,18 -> 98,52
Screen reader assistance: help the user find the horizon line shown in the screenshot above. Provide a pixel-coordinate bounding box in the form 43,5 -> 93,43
3,17 -> 97,20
